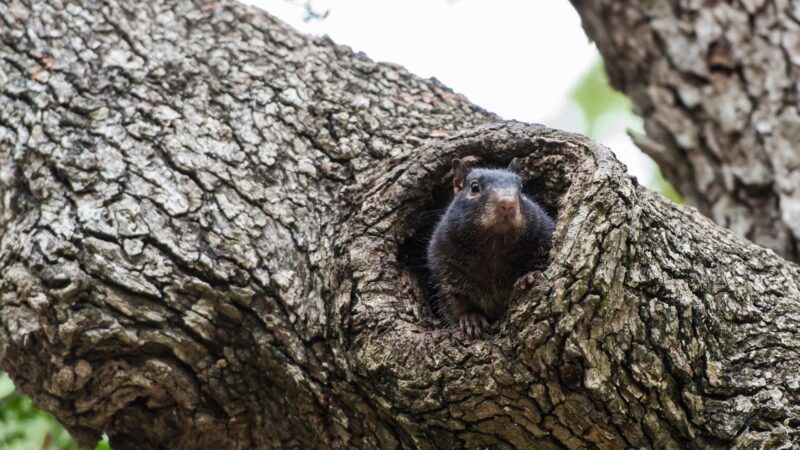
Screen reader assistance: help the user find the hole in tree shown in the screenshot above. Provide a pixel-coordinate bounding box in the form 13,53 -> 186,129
397,150 -> 574,327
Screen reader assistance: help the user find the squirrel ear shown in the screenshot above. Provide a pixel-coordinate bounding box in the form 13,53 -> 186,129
452,158 -> 467,192
507,157 -> 520,172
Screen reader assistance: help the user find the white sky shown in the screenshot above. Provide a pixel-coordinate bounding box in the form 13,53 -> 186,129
243,0 -> 656,185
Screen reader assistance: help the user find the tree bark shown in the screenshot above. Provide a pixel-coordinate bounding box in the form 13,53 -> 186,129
570,0 -> 800,262
1,1 -> 799,449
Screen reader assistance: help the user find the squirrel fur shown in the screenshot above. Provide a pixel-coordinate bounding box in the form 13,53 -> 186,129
426,158 -> 555,338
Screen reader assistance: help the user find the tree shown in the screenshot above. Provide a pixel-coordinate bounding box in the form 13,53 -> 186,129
1,1 -> 798,449
570,0 -> 800,262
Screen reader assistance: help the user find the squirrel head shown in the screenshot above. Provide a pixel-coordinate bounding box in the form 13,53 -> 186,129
451,158 -> 527,235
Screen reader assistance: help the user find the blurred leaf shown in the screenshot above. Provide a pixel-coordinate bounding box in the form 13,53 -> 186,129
571,61 -> 682,202
0,372 -> 15,398
652,169 -> 684,204
0,371 -> 112,450
95,436 -> 112,450
571,62 -> 631,137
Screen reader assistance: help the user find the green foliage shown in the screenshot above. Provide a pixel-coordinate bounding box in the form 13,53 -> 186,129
571,62 -> 631,137
0,372 -> 111,450
652,169 -> 684,204
571,61 -> 682,203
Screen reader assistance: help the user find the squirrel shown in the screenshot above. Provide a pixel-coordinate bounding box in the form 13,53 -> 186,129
426,158 -> 555,338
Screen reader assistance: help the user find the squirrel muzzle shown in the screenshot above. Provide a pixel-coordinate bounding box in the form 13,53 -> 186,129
481,187 -> 525,233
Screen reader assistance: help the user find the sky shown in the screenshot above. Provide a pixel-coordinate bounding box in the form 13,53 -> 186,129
242,0 -> 656,185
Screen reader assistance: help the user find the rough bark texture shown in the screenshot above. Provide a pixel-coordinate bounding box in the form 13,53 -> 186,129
570,0 -> 800,262
2,1 -> 800,449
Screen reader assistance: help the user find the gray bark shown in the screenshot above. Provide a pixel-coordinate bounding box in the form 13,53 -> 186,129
1,1 -> 799,449
570,0 -> 800,262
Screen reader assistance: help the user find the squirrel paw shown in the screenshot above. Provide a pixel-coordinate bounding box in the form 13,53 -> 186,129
460,313 -> 489,339
514,271 -> 541,292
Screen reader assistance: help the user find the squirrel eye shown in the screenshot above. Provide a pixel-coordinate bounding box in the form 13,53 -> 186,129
469,181 -> 481,193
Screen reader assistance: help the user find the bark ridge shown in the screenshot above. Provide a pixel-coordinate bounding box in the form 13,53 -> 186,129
1,1 -> 799,449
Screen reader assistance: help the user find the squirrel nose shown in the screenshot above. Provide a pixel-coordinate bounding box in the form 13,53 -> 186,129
497,199 -> 515,211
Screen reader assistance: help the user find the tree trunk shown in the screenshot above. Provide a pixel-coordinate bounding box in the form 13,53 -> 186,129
569,0 -> 800,262
1,1 -> 799,449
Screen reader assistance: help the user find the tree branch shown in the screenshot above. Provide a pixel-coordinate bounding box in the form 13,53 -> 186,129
570,0 -> 800,261
1,1 -> 799,449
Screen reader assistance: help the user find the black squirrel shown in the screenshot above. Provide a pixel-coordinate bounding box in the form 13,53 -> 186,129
427,158 -> 555,338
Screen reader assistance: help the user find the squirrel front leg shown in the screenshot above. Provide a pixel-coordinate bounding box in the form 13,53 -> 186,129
440,284 -> 488,338
514,270 -> 541,292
